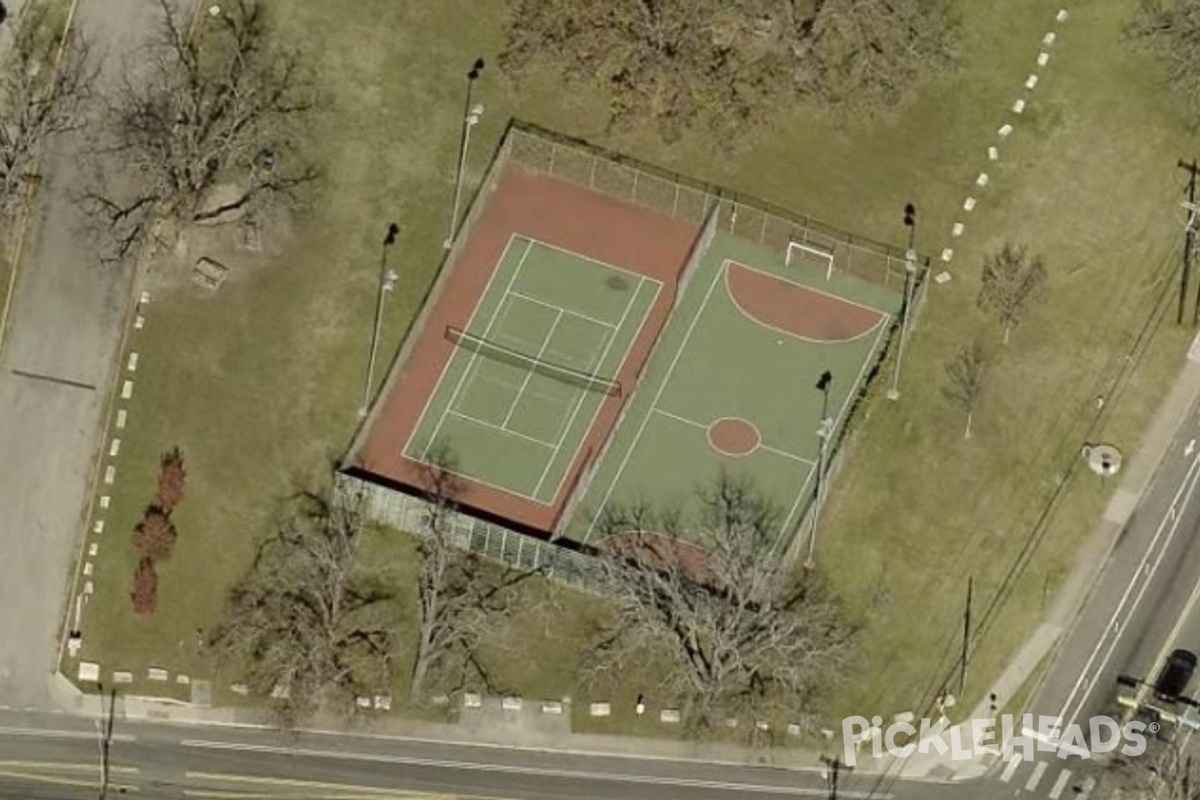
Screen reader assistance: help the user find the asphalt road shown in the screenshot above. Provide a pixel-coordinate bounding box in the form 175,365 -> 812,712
0,709 -> 1039,800
0,0 -> 188,708
1029,401 -> 1200,737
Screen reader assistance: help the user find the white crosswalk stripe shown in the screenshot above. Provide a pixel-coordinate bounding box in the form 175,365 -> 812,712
1048,768 -> 1072,799
999,756 -> 1022,783
1024,761 -> 1048,791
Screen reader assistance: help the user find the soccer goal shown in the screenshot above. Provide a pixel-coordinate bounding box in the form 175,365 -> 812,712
786,240 -> 836,281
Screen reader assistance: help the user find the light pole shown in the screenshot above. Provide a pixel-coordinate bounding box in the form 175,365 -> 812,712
886,252 -> 918,401
444,59 -> 485,249
807,370 -> 834,569
361,224 -> 400,417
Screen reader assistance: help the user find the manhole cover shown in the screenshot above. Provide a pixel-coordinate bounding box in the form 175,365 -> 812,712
1082,443 -> 1122,477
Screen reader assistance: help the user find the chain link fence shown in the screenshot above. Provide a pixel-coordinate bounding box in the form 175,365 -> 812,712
337,473 -> 606,594
506,122 -> 925,292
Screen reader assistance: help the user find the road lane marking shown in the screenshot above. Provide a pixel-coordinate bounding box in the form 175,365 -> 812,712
998,756 -> 1022,783
182,750 -> 892,799
0,768 -> 138,792
1055,453 -> 1200,728
0,760 -> 137,773
0,726 -> 135,742
1048,768 -> 1071,799
1024,760 -> 1048,791
1132,555 -> 1200,711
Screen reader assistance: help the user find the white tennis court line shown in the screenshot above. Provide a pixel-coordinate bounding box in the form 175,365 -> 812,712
501,309 -> 565,428
446,409 -> 556,449
532,275 -> 645,499
402,233 -> 528,461
419,240 -> 534,461
734,259 -> 891,316
651,408 -> 817,467
724,263 -> 889,345
583,261 -> 724,542
520,233 -> 665,288
546,277 -> 663,507
508,290 -> 617,331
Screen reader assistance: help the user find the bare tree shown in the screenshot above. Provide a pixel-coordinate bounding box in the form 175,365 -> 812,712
977,242 -> 1047,343
1106,742 -> 1200,799
942,338 -> 987,439
0,5 -> 92,218
501,0 -> 955,143
587,471 -> 853,733
211,488 -> 399,729
1128,0 -> 1200,127
81,0 -> 316,264
409,442 -> 536,703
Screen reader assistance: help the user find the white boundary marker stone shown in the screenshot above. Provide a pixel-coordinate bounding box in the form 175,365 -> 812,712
1038,52 -> 1050,67
83,562 -> 93,576
121,380 -> 133,399
78,662 -> 100,682
83,580 -> 94,594
964,197 -> 977,211
116,409 -> 127,429
109,438 -> 121,457
952,222 -> 965,237
1013,98 -> 1026,114
935,271 -> 952,284
135,315 -> 145,329
88,543 -> 98,556
1026,74 -> 1039,90
103,466 -> 115,485
1056,9 -> 1068,22
99,496 -> 110,509
139,291 -> 151,305
999,123 -> 1013,138
988,146 -> 999,161
93,520 -> 104,534
1044,32 -> 1057,46
976,173 -> 989,187
941,248 -> 954,262
127,352 -> 139,372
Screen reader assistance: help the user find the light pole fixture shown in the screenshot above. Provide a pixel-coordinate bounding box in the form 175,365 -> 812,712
887,253 -> 919,401
444,59 -> 486,250
904,202 -> 917,252
361,224 -> 401,417
807,371 -> 834,569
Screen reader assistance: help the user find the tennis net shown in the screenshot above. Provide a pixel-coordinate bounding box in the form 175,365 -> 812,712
445,325 -> 622,397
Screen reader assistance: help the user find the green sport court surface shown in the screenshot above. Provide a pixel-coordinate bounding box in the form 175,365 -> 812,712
568,232 -> 902,551
403,235 -> 661,503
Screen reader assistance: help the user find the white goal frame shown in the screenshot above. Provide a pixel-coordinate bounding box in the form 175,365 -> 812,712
786,240 -> 835,281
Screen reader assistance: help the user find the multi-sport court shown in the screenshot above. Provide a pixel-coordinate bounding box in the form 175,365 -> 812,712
353,133 -> 906,553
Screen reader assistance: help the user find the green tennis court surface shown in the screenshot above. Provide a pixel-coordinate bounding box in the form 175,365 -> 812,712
568,232 -> 900,551
404,235 -> 661,503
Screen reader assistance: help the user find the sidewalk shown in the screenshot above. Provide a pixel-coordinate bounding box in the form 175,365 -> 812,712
897,339 -> 1200,780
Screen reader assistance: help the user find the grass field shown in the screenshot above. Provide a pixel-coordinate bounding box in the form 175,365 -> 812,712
66,0 -> 1200,735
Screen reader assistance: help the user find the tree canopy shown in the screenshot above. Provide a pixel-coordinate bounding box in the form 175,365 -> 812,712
502,0 -> 956,141
1129,0 -> 1200,125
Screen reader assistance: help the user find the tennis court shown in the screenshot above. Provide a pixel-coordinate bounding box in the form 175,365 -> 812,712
403,234 -> 661,504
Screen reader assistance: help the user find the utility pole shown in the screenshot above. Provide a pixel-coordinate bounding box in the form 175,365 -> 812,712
807,370 -> 834,569
444,58 -> 485,249
96,684 -> 116,800
959,576 -> 973,697
820,754 -> 852,800
1178,159 -> 1198,325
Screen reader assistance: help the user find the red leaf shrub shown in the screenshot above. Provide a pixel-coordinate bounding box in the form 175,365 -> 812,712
130,557 -> 158,616
156,447 -> 186,512
132,507 -> 177,561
